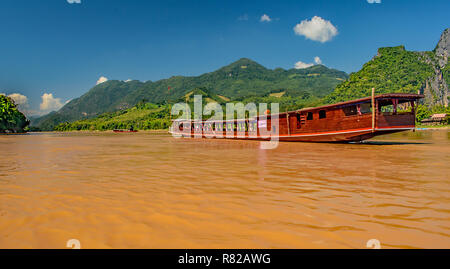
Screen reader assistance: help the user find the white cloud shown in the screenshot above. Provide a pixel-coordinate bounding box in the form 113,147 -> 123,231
367,0 -> 381,3
1,92 -> 68,116
4,93 -> 30,115
293,16 -> 338,43
295,56 -> 322,69
96,76 -> 108,85
124,79 -> 132,83
40,93 -> 64,113
67,0 -> 81,4
295,61 -> 314,69
314,56 -> 322,65
7,93 -> 28,106
260,14 -> 272,22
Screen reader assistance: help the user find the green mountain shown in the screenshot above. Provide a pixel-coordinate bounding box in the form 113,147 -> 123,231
33,58 -> 348,130
53,88 -> 233,132
54,103 -> 171,132
325,28 -> 449,106
0,95 -> 30,133
53,86 -> 328,132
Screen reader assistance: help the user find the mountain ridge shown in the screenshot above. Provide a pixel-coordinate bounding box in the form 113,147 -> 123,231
33,59 -> 348,130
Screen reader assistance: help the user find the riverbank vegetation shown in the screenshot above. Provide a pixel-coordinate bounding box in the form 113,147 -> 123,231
415,104 -> 450,124
0,95 -> 29,133
54,102 -> 171,131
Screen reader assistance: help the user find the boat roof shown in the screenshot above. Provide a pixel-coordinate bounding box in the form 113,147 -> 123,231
258,93 -> 423,119
294,93 -> 423,113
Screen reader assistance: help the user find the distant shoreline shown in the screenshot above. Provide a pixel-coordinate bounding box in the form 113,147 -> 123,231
27,129 -> 170,134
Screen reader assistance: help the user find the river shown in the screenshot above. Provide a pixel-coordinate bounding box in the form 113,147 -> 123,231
0,130 -> 449,248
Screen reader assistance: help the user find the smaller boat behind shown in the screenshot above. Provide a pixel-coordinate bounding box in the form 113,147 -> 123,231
113,129 -> 138,133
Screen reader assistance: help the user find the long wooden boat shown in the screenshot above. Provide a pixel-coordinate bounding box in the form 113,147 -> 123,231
170,93 -> 423,142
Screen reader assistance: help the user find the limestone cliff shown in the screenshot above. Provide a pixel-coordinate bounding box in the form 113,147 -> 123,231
422,28 -> 449,106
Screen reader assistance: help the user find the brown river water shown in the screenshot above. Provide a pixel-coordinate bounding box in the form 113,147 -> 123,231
0,130 -> 449,249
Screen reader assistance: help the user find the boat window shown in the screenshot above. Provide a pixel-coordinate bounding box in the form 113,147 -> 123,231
343,105 -> 357,116
307,112 -> 313,120
296,114 -> 302,128
319,110 -> 326,119
381,104 -> 394,113
360,103 -> 371,114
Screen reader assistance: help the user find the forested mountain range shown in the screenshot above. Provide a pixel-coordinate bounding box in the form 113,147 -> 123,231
33,58 -> 348,130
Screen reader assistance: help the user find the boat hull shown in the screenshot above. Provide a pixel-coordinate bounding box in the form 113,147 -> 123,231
169,126 -> 414,143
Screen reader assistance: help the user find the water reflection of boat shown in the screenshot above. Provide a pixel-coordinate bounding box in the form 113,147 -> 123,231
170,92 -> 424,142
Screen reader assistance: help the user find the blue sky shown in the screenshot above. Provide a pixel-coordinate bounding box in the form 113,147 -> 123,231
0,0 -> 448,115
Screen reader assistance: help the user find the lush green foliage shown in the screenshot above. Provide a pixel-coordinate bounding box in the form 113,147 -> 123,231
325,46 -> 434,104
416,104 -> 450,124
0,95 -> 29,133
35,58 -> 348,130
54,103 -> 171,131
443,63 -> 450,91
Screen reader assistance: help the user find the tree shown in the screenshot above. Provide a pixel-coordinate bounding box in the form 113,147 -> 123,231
0,95 -> 30,133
